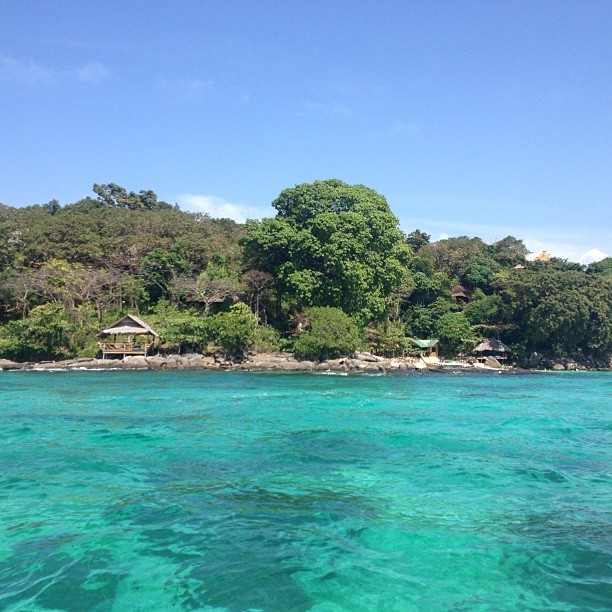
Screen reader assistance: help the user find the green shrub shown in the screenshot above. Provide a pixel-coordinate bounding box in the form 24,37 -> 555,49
208,302 -> 257,357
252,325 -> 282,353
293,307 -> 361,360
164,312 -> 211,353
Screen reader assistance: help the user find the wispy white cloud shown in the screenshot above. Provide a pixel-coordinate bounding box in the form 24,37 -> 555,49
77,61 -> 109,84
294,101 -> 352,118
290,75 -> 389,120
177,194 -> 271,223
0,56 -> 55,86
155,77 -> 213,101
578,248 -> 608,265
0,55 -> 109,87
385,120 -> 422,136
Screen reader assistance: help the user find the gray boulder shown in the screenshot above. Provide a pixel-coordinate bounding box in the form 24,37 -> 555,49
122,356 -> 148,369
146,355 -> 168,370
354,352 -> 384,363
483,356 -> 502,369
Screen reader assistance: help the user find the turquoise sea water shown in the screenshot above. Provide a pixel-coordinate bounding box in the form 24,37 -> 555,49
0,370 -> 610,611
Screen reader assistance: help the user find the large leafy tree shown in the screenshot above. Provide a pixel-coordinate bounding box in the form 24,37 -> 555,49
419,236 -> 488,279
434,311 -> 477,356
495,266 -> 612,356
242,179 -> 411,321
0,303 -> 78,361
173,271 -> 238,315
405,229 -> 431,251
490,236 -> 529,267
140,244 -> 191,303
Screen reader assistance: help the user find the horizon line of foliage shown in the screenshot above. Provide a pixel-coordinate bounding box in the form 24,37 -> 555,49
0,180 -> 610,363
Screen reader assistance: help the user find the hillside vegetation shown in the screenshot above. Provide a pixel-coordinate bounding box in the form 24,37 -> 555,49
1,180 -> 610,365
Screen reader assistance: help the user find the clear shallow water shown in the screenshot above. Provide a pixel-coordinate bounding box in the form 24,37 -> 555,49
0,370 -> 610,611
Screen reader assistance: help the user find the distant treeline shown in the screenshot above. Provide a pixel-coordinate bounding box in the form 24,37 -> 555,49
0,180 -> 610,363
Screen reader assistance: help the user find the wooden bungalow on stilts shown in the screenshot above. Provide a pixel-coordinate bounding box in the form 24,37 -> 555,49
97,314 -> 159,359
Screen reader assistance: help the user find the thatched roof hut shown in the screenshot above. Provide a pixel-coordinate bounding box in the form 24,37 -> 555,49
98,314 -> 159,338
97,315 -> 159,359
473,339 -> 511,360
451,284 -> 469,301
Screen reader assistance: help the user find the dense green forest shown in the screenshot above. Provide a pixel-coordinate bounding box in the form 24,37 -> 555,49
0,180 -> 610,365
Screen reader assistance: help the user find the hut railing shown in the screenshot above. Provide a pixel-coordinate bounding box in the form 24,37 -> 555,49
98,342 -> 153,356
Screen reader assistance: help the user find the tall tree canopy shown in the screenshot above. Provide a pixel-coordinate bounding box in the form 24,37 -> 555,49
242,179 -> 411,321
92,183 -> 174,210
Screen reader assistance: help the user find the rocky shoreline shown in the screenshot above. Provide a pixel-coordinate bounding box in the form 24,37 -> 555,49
0,352 -> 432,373
1,351 -> 608,373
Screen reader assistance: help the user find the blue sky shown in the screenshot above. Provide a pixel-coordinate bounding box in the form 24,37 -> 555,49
1,1 -> 610,262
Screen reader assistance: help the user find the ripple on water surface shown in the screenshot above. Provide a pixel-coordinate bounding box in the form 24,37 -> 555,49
0,370 -> 610,610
